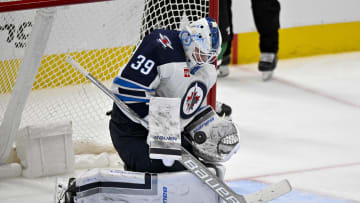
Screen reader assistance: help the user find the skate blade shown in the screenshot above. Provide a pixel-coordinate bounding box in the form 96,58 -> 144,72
262,71 -> 273,81
217,66 -> 230,78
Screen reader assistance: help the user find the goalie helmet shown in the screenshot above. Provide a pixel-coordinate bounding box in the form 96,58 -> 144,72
185,106 -> 240,163
179,17 -> 222,68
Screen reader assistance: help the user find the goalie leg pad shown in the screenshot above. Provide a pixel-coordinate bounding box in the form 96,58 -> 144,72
65,168 -> 219,203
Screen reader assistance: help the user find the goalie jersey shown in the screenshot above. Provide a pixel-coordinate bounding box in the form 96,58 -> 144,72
111,29 -> 217,127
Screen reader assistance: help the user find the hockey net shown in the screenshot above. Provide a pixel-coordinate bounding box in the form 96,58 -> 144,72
0,0 -> 217,163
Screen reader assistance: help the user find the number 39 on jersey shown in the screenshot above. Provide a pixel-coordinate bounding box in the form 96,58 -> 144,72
130,54 -> 155,75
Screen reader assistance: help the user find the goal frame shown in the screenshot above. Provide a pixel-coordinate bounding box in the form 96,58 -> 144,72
0,0 -> 112,13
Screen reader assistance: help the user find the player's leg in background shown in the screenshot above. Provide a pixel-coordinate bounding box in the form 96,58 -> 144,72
251,0 -> 280,81
217,0 -> 233,77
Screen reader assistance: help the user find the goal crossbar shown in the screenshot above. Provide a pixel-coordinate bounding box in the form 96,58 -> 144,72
0,0 -> 112,13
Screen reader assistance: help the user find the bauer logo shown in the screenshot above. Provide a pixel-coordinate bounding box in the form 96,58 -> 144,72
162,186 -> 168,203
181,81 -> 207,119
193,116 -> 215,133
183,159 -> 240,203
154,135 -> 178,141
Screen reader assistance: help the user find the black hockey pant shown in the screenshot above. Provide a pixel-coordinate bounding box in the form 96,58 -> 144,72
251,0 -> 281,53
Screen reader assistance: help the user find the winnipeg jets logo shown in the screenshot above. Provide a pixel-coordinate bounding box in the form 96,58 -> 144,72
158,33 -> 173,50
181,81 -> 207,119
186,86 -> 200,111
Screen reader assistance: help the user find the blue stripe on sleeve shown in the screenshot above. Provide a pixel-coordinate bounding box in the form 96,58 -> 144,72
115,94 -> 150,103
113,77 -> 155,92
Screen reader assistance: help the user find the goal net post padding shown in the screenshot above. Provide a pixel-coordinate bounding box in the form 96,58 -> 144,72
0,0 -> 218,164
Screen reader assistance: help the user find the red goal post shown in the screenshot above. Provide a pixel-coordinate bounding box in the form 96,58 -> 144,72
0,0 -> 112,12
0,0 -> 218,164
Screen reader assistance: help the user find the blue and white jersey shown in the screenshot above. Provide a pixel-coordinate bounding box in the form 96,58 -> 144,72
111,29 -> 217,128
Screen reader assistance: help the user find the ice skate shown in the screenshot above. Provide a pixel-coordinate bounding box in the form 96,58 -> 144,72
262,71 -> 274,81
217,65 -> 230,77
258,52 -> 277,81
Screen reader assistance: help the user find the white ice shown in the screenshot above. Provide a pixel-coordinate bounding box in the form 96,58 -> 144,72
220,51 -> 360,202
0,52 -> 360,202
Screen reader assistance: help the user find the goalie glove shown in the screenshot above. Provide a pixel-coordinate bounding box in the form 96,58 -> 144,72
185,106 -> 240,163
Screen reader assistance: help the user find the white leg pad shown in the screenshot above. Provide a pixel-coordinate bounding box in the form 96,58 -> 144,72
74,168 -> 219,203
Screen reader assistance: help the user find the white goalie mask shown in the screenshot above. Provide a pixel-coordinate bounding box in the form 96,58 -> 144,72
179,17 -> 222,69
185,107 -> 240,163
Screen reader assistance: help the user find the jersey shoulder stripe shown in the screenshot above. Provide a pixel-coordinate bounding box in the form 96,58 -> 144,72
113,77 -> 155,92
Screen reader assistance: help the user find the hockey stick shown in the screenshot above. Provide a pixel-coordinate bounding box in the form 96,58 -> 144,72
65,56 -> 292,203
65,56 -> 149,128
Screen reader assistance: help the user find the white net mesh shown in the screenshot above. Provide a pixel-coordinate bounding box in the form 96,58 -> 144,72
0,0 -> 210,155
